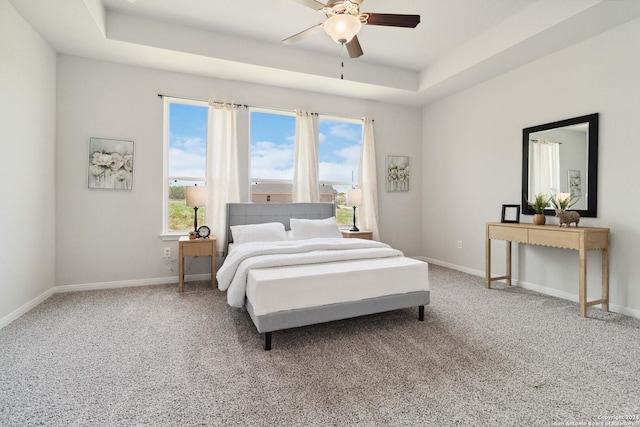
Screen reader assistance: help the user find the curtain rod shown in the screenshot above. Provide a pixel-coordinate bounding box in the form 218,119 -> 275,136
157,93 -> 246,109
157,93 -> 372,122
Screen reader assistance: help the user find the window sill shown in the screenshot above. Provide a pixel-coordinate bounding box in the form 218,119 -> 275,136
160,233 -> 187,241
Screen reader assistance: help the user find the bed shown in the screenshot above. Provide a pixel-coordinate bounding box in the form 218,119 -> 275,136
217,202 -> 429,350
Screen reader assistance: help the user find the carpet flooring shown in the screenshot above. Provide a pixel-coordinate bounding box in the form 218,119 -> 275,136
1,265 -> 639,426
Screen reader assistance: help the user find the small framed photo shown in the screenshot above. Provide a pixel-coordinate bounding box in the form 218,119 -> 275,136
501,205 -> 520,223
88,137 -> 134,190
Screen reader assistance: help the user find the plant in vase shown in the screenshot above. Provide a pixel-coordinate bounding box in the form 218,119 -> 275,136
189,230 -> 197,240
527,193 -> 551,225
551,192 -> 580,210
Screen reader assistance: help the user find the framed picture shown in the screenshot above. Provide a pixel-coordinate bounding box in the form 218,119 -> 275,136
386,155 -> 409,192
501,204 -> 520,223
568,169 -> 582,197
88,138 -> 134,190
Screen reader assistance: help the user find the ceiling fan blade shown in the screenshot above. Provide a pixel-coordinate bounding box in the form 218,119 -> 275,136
282,23 -> 324,45
346,36 -> 363,58
291,0 -> 326,11
363,13 -> 420,28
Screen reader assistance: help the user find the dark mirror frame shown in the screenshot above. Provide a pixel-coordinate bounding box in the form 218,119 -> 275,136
521,113 -> 599,218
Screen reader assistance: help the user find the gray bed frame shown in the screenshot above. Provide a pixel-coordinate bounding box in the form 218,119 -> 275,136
226,203 -> 430,350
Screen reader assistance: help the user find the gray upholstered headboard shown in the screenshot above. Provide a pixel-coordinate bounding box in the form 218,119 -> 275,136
226,202 -> 336,250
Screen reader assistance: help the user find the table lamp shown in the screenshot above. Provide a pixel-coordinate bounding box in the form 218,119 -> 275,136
346,188 -> 362,232
185,185 -> 206,233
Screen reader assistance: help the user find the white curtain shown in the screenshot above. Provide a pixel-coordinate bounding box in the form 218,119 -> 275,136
529,140 -> 560,197
205,102 -> 240,253
292,110 -> 319,203
358,117 -> 380,240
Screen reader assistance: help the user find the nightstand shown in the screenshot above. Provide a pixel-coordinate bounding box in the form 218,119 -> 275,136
341,230 -> 373,240
178,236 -> 216,292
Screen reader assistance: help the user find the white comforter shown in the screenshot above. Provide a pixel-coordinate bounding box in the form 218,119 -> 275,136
217,238 -> 404,308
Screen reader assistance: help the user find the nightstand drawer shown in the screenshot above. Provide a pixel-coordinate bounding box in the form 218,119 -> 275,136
181,239 -> 214,256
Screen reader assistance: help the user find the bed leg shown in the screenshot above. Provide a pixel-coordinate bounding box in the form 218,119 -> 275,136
263,332 -> 272,351
418,306 -> 424,321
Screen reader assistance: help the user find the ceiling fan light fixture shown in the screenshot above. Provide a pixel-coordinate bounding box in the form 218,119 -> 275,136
323,14 -> 361,44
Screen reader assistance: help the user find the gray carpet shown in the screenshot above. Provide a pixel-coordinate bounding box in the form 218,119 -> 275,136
1,265 -> 639,426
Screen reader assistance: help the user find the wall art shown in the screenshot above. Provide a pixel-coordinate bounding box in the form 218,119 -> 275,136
88,137 -> 134,190
568,169 -> 582,198
386,155 -> 409,192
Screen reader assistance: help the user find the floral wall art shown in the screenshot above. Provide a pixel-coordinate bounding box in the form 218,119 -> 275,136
386,155 -> 409,192
88,138 -> 134,190
568,169 -> 582,198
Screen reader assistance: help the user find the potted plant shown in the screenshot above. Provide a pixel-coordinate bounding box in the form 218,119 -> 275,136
551,192 -> 580,211
189,230 -> 197,240
527,193 -> 551,225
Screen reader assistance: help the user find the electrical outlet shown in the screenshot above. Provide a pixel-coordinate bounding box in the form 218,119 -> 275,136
457,240 -> 462,249
164,247 -> 171,259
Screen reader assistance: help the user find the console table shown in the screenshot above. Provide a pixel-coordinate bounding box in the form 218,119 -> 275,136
485,222 -> 610,317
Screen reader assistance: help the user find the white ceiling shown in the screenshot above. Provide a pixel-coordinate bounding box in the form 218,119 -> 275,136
10,0 -> 640,106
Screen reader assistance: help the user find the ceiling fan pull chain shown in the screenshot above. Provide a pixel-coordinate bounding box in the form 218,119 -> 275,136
341,41 -> 345,80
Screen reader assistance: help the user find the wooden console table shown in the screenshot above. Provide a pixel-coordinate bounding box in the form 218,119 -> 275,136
485,222 -> 610,317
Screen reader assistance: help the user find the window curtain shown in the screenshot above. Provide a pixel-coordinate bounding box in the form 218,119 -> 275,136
358,117 -> 380,240
292,110 -> 319,203
205,102 -> 240,253
529,140 -> 560,197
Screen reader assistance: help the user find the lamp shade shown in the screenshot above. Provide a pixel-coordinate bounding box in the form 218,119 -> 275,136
324,14 -> 361,44
185,185 -> 206,207
347,188 -> 363,206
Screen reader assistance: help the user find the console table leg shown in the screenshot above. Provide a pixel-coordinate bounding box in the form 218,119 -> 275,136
602,248 -> 609,312
579,247 -> 587,317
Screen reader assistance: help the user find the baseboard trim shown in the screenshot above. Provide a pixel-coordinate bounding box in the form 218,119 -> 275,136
55,273 -> 211,292
421,257 -> 640,320
419,257 -> 485,277
0,274 -> 212,329
0,287 -> 56,329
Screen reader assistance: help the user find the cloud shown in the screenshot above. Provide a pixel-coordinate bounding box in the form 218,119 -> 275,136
335,145 -> 361,162
319,159 -> 359,183
168,147 -> 206,177
321,122 -> 361,143
170,134 -> 206,153
251,140 -> 294,179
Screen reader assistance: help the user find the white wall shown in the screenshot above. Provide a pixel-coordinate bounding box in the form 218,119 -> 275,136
0,0 -> 57,324
422,18 -> 640,317
55,55 -> 423,286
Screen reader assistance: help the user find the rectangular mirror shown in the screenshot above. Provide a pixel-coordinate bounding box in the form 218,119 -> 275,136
522,113 -> 599,217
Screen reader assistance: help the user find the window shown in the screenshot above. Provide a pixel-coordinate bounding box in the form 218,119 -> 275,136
249,109 -> 362,226
529,140 -> 560,199
163,98 -> 208,234
319,116 -> 362,226
249,109 -> 296,202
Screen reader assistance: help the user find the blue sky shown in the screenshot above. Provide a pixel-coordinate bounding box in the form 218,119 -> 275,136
168,103 -> 207,179
168,103 -> 362,187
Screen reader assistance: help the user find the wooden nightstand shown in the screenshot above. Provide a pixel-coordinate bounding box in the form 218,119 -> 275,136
178,236 -> 216,292
341,230 -> 373,240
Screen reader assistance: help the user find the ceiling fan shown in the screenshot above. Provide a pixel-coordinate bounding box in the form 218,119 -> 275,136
283,0 -> 420,59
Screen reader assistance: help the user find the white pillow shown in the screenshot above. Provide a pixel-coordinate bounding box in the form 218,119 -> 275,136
290,217 -> 343,240
230,222 -> 288,246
